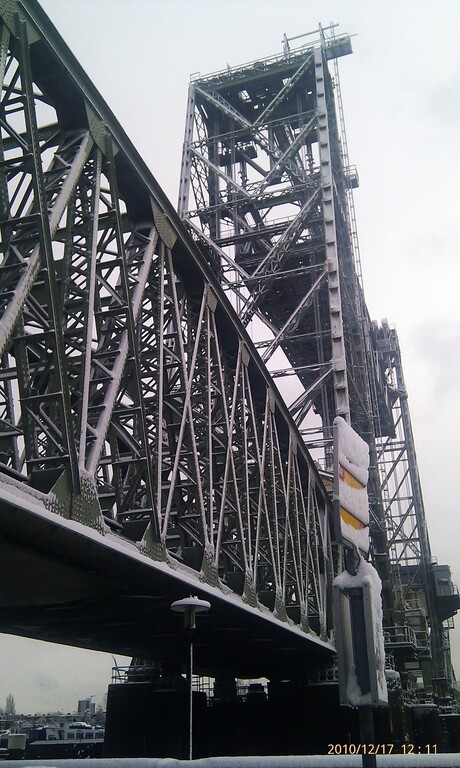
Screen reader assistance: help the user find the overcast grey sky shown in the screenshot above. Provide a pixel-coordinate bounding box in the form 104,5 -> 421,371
2,0 -> 459,713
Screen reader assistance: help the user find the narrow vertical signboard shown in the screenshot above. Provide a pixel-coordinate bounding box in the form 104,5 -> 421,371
333,416 -> 370,554
333,558 -> 388,707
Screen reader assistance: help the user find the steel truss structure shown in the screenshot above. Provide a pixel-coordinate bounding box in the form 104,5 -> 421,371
179,26 -> 459,701
0,0 -> 338,662
375,322 -> 459,695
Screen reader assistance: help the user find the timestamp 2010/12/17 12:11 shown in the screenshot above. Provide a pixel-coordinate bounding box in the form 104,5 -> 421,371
327,743 -> 438,755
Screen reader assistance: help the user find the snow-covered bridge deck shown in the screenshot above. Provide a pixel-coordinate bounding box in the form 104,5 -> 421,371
0,0 -> 336,679
0,475 -> 333,677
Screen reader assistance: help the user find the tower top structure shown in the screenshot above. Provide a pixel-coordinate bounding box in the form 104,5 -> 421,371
179,21 -> 460,706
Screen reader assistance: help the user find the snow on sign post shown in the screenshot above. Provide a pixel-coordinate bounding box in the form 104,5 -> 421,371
333,557 -> 388,707
333,416 -> 370,554
332,417 -> 388,709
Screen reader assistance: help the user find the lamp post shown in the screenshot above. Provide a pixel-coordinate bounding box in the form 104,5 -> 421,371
171,596 -> 210,760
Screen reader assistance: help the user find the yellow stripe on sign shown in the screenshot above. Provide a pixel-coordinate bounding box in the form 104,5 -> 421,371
340,506 -> 365,531
339,464 -> 365,490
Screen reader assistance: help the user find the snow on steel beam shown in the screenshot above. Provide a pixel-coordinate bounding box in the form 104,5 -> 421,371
0,0 -> 338,641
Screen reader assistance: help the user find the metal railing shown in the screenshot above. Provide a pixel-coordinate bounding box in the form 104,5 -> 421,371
383,624 -> 430,651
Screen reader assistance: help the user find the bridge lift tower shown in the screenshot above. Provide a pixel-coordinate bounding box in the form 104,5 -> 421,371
178,25 -> 460,708
0,0 -> 458,753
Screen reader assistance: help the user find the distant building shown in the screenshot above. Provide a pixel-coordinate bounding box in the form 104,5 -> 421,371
77,698 -> 95,718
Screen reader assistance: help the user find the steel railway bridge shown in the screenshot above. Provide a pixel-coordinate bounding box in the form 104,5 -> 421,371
0,0 -> 458,755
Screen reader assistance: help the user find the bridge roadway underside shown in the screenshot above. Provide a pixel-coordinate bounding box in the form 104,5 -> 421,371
0,494 -> 333,679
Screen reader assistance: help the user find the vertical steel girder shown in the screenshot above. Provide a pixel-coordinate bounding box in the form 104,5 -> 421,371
375,323 -> 453,688
179,37 -> 374,461
2,0 -> 452,694
179,28 -> 458,699
0,1 -> 336,644
178,34 -> 392,588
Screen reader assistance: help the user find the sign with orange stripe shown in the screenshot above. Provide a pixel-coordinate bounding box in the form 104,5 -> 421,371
333,417 -> 370,553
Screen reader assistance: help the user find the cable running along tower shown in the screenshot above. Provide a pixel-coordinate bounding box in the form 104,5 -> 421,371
178,24 -> 459,707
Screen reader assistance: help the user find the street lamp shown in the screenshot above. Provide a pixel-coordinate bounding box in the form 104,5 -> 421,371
171,596 -> 210,760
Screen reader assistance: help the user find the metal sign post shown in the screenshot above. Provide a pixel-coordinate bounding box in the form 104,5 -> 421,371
332,417 -> 388,767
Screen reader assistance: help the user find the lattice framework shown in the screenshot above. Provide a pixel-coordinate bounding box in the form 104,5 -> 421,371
0,1 -> 337,647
